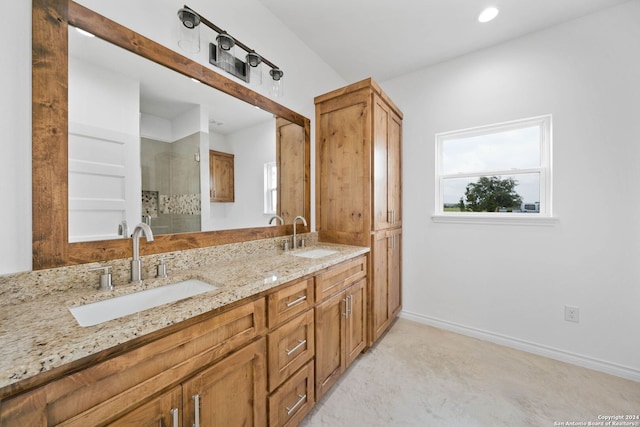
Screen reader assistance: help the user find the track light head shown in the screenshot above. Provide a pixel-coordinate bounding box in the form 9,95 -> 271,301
177,8 -> 200,29
246,51 -> 262,68
216,33 -> 235,51
269,68 -> 284,81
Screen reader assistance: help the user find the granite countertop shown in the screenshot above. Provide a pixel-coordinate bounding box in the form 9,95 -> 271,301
0,243 -> 368,394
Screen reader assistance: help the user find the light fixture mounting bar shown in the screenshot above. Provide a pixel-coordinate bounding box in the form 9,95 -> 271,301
182,5 -> 279,70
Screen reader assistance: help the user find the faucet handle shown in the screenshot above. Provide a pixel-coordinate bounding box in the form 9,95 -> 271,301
88,266 -> 113,291
156,256 -> 175,278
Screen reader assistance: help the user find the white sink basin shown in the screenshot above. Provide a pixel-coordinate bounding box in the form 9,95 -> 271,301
292,248 -> 339,259
69,279 -> 217,327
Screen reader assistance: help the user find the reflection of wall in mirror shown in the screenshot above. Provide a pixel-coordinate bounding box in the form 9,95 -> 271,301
206,120 -> 276,230
68,55 -> 141,242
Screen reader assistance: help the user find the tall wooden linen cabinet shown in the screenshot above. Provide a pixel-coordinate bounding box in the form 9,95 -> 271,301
315,78 -> 402,346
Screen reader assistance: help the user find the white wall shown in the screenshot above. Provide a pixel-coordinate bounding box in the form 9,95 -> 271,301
382,1 -> 640,378
0,1 -> 31,274
1,0 -> 345,275
140,107 -> 204,143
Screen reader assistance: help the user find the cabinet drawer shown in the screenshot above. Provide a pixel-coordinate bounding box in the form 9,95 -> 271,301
268,277 -> 314,328
315,256 -> 366,301
268,309 -> 315,392
268,361 -> 315,427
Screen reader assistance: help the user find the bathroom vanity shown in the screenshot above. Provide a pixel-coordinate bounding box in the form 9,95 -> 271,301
0,240 -> 368,426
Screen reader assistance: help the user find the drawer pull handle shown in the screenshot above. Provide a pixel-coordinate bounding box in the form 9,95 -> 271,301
193,394 -> 200,427
285,339 -> 307,356
286,295 -> 307,308
170,408 -> 179,427
286,394 -> 307,415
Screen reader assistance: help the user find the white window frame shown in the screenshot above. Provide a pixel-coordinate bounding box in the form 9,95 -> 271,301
433,115 -> 555,225
264,161 -> 277,215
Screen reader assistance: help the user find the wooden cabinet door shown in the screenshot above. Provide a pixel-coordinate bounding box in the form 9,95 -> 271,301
316,91 -> 372,246
182,338 -> 267,427
105,386 -> 182,427
314,291 -> 346,400
373,97 -> 402,231
387,111 -> 402,228
370,229 -> 402,345
370,231 -> 390,344
387,228 -> 402,320
209,149 -> 234,202
345,278 -> 367,367
372,96 -> 390,231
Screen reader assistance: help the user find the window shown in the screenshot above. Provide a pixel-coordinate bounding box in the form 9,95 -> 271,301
435,115 -> 552,222
264,162 -> 277,214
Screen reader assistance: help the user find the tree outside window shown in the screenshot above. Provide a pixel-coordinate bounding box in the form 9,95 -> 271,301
436,115 -> 551,217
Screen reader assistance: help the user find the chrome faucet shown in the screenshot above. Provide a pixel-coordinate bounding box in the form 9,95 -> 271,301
131,223 -> 154,283
269,215 -> 284,225
292,216 -> 307,249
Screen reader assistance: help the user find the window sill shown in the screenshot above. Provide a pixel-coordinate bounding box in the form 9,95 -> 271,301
431,214 -> 558,226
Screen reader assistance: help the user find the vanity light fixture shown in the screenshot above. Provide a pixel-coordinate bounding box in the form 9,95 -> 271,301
177,7 -> 200,53
478,6 -> 499,23
214,32 -> 236,74
177,5 -> 283,91
269,68 -> 284,98
246,51 -> 263,86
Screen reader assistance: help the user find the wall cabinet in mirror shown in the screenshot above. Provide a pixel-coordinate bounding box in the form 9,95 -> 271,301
209,150 -> 235,203
31,0 -> 310,269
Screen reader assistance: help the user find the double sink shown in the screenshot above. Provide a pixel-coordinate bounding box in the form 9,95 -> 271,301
68,248 -> 338,327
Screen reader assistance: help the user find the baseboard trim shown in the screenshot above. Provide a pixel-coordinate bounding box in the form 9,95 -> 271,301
399,310 -> 640,382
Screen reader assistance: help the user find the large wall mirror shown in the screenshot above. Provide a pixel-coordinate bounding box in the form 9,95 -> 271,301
32,0 -> 310,270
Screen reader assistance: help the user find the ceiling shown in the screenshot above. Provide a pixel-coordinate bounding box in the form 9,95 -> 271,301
257,0 -> 631,82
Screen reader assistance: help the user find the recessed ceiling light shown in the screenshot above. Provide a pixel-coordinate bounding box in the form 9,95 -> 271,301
478,7 -> 499,23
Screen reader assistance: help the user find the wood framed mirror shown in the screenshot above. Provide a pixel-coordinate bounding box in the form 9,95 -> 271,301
32,0 -> 310,270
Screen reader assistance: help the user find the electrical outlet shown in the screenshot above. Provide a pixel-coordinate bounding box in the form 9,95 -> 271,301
564,305 -> 580,323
